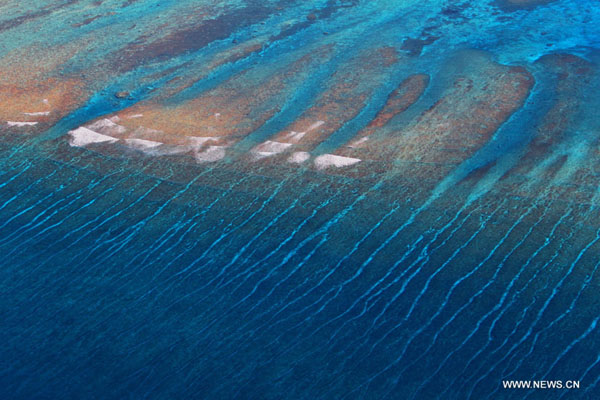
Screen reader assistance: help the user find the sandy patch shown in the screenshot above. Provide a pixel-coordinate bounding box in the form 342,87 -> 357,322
288,151 -> 311,164
7,121 -> 38,127
314,154 -> 361,169
69,127 -> 118,147
125,138 -> 162,150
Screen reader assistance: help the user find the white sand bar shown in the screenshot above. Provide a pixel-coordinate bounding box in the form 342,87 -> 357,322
253,141 -> 292,154
7,121 -> 38,127
125,138 -> 162,150
284,121 -> 325,143
285,131 -> 305,141
87,119 -> 127,136
314,154 -> 361,170
307,121 -> 325,131
251,141 -> 293,160
69,127 -> 118,147
288,151 -> 310,164
348,137 -> 369,148
23,111 -> 50,116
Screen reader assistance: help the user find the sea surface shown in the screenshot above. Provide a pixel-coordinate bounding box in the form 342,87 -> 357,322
1,0 -> 599,399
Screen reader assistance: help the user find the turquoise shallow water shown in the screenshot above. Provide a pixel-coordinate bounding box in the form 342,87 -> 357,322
1,1 -> 600,399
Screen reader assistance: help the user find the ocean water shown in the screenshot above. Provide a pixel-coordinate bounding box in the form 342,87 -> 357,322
1,0 -> 600,399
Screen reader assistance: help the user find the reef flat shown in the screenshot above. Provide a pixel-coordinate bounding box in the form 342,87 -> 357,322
0,1 -> 599,399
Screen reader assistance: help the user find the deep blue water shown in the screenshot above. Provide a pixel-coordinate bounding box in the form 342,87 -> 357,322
1,0 -> 600,399
2,138 -> 600,399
